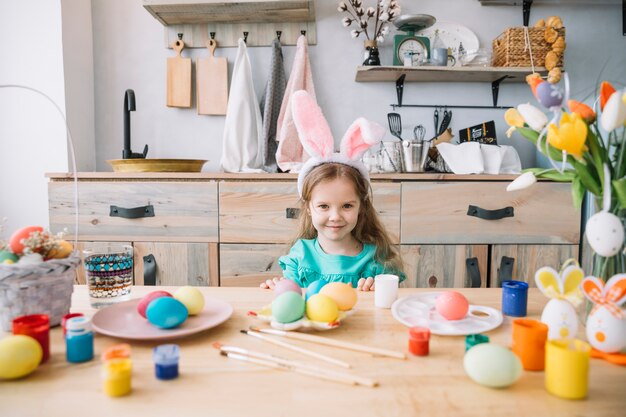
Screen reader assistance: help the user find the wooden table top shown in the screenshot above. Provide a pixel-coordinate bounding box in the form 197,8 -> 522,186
1,287 -> 623,417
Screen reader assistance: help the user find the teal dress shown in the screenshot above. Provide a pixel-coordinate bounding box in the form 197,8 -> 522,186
278,238 -> 406,288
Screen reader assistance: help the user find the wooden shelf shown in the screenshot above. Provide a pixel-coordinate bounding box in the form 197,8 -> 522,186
355,66 -> 546,83
143,0 -> 315,26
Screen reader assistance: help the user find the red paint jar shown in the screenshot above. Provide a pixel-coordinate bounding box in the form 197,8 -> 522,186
12,314 -> 50,363
62,313 -> 84,336
409,327 -> 430,356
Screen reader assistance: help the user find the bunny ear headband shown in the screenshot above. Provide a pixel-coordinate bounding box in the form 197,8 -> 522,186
291,90 -> 385,196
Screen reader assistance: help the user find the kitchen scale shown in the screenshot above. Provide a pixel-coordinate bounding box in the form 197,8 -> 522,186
393,14 -> 436,66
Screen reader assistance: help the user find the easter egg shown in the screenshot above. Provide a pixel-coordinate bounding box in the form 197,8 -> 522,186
272,292 -> 305,324
306,294 -> 339,323
8,226 -> 43,255
585,211 -> 624,257
305,279 -> 328,300
17,253 -> 44,265
536,81 -> 564,109
319,282 -> 357,311
274,279 -> 302,298
146,297 -> 188,329
0,250 -> 18,264
435,291 -> 469,320
464,343 -> 522,388
174,286 -> 205,315
137,290 -> 173,318
0,335 -> 43,380
46,240 -> 73,259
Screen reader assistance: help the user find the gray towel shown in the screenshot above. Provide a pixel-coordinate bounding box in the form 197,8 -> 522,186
260,39 -> 287,172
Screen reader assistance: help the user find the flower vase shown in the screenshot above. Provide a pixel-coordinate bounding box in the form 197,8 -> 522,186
363,40 -> 380,66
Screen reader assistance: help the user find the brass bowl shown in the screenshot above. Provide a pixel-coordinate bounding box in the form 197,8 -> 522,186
107,159 -> 208,173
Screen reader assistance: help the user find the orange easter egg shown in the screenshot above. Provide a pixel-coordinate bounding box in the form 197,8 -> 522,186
8,226 -> 43,255
46,240 -> 73,259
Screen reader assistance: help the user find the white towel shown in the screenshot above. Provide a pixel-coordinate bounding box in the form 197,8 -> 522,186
275,35 -> 316,172
220,38 -> 264,173
437,142 -> 484,174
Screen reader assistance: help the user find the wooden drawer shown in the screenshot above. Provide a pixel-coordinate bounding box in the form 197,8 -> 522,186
219,243 -> 287,287
401,182 -> 580,244
49,181 -> 218,242
219,181 -> 401,244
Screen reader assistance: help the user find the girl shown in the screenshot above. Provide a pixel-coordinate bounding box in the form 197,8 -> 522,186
260,91 -> 405,291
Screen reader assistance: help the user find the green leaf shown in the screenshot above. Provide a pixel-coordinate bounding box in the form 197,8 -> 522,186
613,178 -> 626,209
585,129 -> 606,184
537,170 -> 577,182
571,176 -> 585,209
572,160 -> 602,196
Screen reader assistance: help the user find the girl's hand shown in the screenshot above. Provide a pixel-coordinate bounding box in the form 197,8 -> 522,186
357,277 -> 375,291
260,277 -> 284,290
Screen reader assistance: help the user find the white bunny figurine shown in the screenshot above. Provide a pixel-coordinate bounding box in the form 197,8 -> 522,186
582,274 -> 626,354
534,260 -> 584,340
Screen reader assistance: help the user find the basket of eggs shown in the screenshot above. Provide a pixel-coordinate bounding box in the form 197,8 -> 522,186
251,280 -> 358,331
0,226 -> 80,331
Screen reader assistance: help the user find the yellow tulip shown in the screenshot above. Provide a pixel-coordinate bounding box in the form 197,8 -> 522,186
547,113 -> 588,158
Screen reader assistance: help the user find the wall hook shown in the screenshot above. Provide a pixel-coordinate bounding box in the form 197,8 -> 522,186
210,32 -> 216,40
243,31 -> 249,44
300,30 -> 306,36
276,30 -> 282,41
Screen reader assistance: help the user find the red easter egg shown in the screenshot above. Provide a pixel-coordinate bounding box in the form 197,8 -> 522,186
435,291 -> 469,321
137,290 -> 173,318
8,226 -> 44,255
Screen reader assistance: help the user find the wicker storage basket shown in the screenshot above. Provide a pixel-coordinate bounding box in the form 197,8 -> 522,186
0,252 -> 81,331
492,27 -> 565,67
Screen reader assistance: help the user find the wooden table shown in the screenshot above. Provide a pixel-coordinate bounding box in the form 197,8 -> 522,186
1,287 -> 623,417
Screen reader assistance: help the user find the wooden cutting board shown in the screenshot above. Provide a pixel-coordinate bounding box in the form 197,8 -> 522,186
196,39 -> 228,115
166,39 -> 191,108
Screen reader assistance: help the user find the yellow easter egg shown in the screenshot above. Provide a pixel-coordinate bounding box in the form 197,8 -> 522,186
46,240 -> 74,259
0,335 -> 43,380
319,282 -> 357,311
174,286 -> 205,315
306,294 -> 339,323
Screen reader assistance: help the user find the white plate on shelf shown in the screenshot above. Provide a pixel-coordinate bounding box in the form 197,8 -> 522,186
416,21 -> 480,56
391,292 -> 503,336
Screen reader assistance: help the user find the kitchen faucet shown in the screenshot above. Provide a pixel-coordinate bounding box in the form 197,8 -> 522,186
123,89 -> 148,159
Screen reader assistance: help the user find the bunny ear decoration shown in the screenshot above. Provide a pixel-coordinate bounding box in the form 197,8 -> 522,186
604,274 -> 626,306
561,264 -> 584,306
582,276 -> 604,303
291,90 -> 334,159
339,117 -> 385,161
583,275 -> 626,319
535,267 -> 562,299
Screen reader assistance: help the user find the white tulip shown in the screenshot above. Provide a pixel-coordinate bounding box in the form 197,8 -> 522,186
517,103 -> 548,132
507,172 -> 537,192
600,90 -> 626,132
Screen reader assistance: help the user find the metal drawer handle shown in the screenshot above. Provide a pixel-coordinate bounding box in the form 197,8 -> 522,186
110,205 -> 155,219
285,208 -> 300,219
466,257 -> 482,288
466,205 -> 514,220
143,254 -> 157,286
497,256 -> 515,286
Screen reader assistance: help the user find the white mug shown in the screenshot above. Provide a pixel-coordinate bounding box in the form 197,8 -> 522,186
375,274 -> 399,308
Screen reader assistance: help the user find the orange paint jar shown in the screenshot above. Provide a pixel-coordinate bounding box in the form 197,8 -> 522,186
511,318 -> 549,371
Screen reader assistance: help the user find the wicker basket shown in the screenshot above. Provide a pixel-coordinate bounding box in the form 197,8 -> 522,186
0,252 -> 81,331
492,27 -> 565,67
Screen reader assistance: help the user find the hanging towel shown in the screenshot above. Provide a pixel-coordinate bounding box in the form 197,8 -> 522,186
275,35 -> 316,172
260,39 -> 287,172
220,38 -> 264,173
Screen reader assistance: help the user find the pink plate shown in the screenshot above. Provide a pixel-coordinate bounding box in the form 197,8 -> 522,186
92,297 -> 233,341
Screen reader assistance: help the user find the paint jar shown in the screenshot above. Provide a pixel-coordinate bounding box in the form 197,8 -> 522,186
101,343 -> 132,362
501,280 -> 529,317
374,274 -> 399,308
512,318 -> 549,371
545,339 -> 590,399
153,344 -> 180,380
102,358 -> 132,397
465,334 -> 489,352
61,313 -> 84,336
66,316 -> 94,363
408,327 -> 430,356
12,314 -> 50,363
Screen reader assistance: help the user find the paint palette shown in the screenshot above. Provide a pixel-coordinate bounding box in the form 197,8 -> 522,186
250,305 -> 356,331
391,292 -> 503,336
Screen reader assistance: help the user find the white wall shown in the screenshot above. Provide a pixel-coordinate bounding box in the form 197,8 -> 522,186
90,0 -> 626,172
0,0 -> 68,234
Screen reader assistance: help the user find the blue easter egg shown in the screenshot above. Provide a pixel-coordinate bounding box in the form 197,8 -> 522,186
536,81 -> 563,109
146,297 -> 189,329
306,279 -> 328,300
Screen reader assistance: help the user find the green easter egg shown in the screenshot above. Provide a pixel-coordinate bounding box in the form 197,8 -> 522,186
272,292 -> 305,324
0,251 -> 18,264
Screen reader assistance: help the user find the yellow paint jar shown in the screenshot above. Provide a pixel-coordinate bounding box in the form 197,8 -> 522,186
102,358 -> 132,397
545,339 -> 591,399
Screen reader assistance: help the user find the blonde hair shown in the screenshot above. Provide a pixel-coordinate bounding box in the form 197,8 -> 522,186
292,163 -> 403,274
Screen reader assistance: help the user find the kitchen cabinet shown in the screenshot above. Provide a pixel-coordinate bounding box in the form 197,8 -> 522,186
48,172 -> 581,288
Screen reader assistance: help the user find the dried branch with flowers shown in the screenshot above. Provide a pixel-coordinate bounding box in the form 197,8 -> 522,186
338,0 -> 401,43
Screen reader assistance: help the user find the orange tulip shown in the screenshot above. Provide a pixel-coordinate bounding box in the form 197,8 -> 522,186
527,74 -> 543,98
567,100 -> 596,123
600,81 -> 616,111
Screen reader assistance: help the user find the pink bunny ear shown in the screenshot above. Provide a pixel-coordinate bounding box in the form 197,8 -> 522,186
604,274 -> 626,305
582,276 -> 604,303
291,90 -> 334,159
339,118 -> 385,160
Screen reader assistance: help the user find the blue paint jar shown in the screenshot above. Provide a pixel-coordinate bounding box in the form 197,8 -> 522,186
153,344 -> 180,380
66,316 -> 94,363
501,280 -> 529,317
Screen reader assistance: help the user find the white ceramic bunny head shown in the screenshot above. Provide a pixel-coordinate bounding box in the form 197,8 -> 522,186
291,90 -> 385,196
582,274 -> 626,353
535,261 -> 584,340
